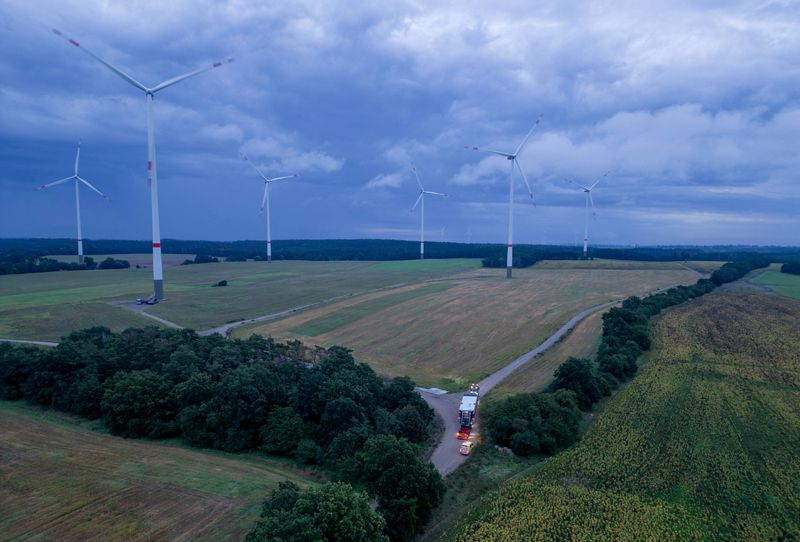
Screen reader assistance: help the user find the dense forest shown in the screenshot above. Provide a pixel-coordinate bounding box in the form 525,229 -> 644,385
2,238 -> 800,275
486,257 -> 770,456
0,330 -> 442,542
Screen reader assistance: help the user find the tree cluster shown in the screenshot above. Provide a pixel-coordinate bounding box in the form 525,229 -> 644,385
487,258 -> 769,454
484,390 -> 582,456
182,254 -> 219,265
97,257 -> 131,270
781,262 -> 800,276
0,328 -> 441,541
4,238 -> 798,269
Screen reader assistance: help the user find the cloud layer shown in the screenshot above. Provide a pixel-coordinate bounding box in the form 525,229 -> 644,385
0,0 -> 798,245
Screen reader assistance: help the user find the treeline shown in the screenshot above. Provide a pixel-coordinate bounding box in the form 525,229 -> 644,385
782,262 -> 800,276
0,328 -> 442,541
3,238 -> 800,270
0,251 -> 130,275
486,258 -> 769,456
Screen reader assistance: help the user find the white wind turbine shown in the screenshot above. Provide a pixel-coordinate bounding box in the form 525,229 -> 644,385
241,154 -> 299,263
410,164 -> 447,260
37,141 -> 109,263
53,28 -> 234,302
569,172 -> 608,259
469,116 -> 541,278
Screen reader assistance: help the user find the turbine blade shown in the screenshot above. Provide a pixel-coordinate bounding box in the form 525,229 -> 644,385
589,191 -> 596,217
514,160 -> 534,202
466,146 -> 513,157
568,179 -> 590,191
37,176 -> 74,190
589,171 -> 610,191
74,140 -> 81,176
77,176 -> 110,200
241,153 -> 270,182
151,57 -> 235,93
513,114 -> 542,156
259,183 -> 269,213
424,191 -> 447,197
52,29 -> 148,92
267,174 -> 298,183
411,163 -> 424,191
410,192 -> 423,212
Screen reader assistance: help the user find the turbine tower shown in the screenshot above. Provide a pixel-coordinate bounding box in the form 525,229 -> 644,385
569,172 -> 607,259
469,116 -> 541,278
410,164 -> 447,260
241,154 -> 298,263
53,28 -> 234,301
37,141 -> 109,263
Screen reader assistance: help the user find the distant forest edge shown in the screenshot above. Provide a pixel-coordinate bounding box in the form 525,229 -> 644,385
2,238 -> 800,275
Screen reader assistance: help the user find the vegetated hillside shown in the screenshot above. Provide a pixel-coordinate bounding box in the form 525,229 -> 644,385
455,289 -> 800,541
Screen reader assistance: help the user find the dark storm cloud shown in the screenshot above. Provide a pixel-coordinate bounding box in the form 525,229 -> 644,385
0,0 -> 798,245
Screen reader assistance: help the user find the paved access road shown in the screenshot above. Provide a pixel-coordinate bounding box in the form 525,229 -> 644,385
418,299 -> 619,476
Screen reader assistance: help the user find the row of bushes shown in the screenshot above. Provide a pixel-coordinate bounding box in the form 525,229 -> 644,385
0,328 -> 442,541
0,251 -> 129,274
486,258 -> 769,456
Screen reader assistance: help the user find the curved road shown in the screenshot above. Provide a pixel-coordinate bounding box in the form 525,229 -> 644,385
419,299 -> 619,476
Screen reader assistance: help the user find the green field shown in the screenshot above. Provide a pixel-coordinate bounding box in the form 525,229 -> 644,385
0,259 -> 480,341
236,261 -> 697,388
752,269 -> 800,299
455,289 -> 800,541
0,401 -> 320,541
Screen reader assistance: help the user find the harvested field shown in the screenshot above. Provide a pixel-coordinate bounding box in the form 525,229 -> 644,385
0,402 -> 319,541
0,259 -> 479,340
236,262 -> 697,388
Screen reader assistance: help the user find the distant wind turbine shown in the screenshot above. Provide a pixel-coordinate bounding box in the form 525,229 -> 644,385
241,154 -> 299,263
53,28 -> 234,302
410,164 -> 447,259
37,141 -> 109,263
569,172 -> 608,259
468,116 -> 541,278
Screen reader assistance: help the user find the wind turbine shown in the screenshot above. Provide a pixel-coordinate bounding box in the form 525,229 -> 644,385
410,164 -> 447,260
469,116 -> 541,278
53,28 -> 234,302
37,141 -> 109,263
241,154 -> 299,263
569,172 -> 608,259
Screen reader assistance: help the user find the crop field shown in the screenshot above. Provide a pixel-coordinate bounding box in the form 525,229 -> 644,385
0,258 -> 479,340
235,261 -> 697,388
455,289 -> 800,541
495,308 -> 606,394
751,269 -> 800,299
0,401 -> 319,541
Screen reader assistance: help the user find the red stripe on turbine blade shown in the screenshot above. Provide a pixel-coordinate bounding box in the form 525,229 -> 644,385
69,39 -> 80,47
507,244 -> 513,248
147,161 -> 152,170
152,243 -> 161,248
213,62 -> 221,68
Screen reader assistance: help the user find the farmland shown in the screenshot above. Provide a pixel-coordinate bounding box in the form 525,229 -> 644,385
0,401 -> 320,541
455,289 -> 800,541
0,258 -> 479,341
495,308 -> 606,394
235,260 -> 698,388
752,269 -> 800,299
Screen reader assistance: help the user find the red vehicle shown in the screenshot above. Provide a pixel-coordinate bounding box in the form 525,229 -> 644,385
457,384 -> 480,440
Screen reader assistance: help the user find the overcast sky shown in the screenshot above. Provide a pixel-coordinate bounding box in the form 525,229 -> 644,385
1,1 -> 798,246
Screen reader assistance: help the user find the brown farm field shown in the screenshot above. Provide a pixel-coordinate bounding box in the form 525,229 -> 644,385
235,261 -> 698,389
0,401 -> 320,542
